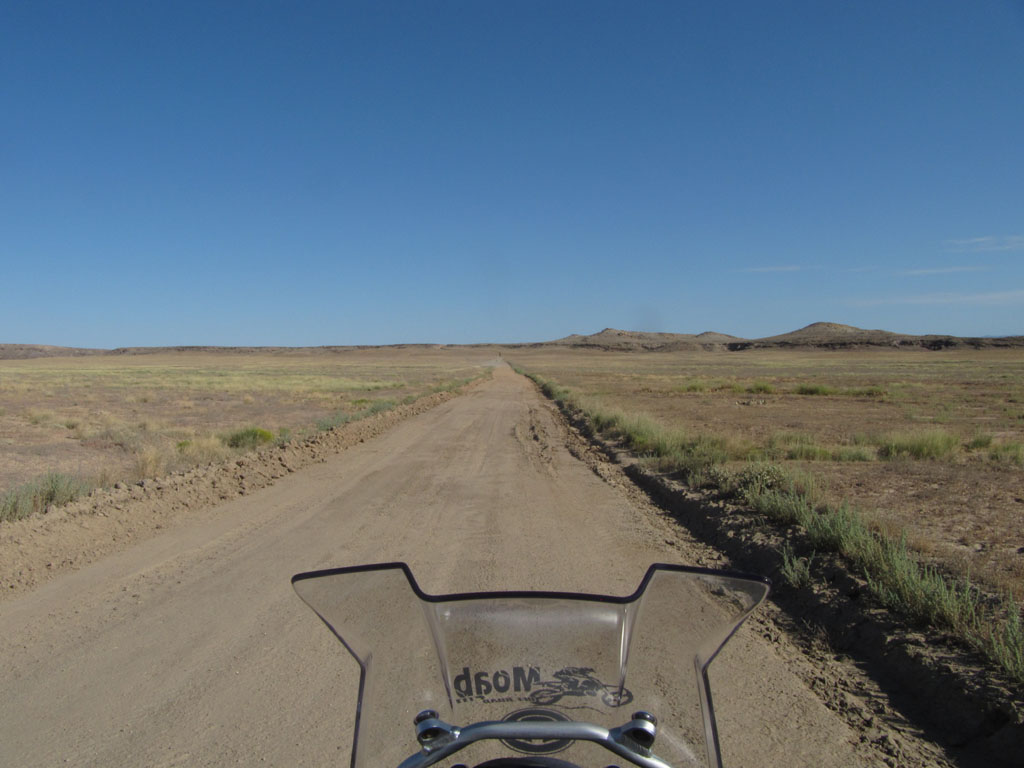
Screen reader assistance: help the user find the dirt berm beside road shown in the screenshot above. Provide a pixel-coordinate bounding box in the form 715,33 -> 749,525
0,365 -> 962,766
0,389 -> 464,597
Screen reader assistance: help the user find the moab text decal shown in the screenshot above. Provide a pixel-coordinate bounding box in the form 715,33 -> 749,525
453,665 -> 632,707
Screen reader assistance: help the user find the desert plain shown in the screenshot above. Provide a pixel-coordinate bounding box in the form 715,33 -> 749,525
1,326 -> 1023,767
0,346 -> 489,498
505,341 -> 1024,598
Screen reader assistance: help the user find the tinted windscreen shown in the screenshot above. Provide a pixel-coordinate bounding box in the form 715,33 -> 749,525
292,563 -> 769,768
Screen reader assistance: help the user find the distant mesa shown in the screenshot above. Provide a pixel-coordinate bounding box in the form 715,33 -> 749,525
2,323 -> 1023,359
0,344 -> 108,360
546,327 -> 720,351
694,331 -> 742,342
540,323 -> 1024,351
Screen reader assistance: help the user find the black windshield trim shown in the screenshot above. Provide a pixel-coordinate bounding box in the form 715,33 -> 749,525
292,561 -> 770,603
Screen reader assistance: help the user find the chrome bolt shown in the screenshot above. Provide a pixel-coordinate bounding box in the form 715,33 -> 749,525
632,710 -> 657,727
625,711 -> 658,749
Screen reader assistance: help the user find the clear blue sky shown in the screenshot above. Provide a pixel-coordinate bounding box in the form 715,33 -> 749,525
2,1 -> 1022,346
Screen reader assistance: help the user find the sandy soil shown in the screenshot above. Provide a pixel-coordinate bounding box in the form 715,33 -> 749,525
506,345 -> 1024,598
0,389 -> 464,596
0,366 -> 950,767
0,347 -> 491,493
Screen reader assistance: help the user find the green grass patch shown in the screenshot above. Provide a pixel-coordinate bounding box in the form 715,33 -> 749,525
1,473 -> 93,523
789,384 -> 886,397
773,438 -> 875,462
727,463 -> 791,498
363,399 -> 397,415
765,432 -> 867,462
675,378 -> 733,393
769,432 -> 812,446
780,543 -> 815,588
316,398 -> 398,432
786,443 -> 834,461
989,441 -> 1024,465
833,446 -> 875,461
765,431 -> 807,456
877,430 -> 960,460
742,477 -> 1024,681
316,412 -> 352,431
747,381 -> 775,394
966,433 -> 994,450
794,384 -> 836,396
224,427 -> 275,450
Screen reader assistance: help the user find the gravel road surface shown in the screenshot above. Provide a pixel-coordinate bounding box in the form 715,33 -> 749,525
0,366 -> 880,766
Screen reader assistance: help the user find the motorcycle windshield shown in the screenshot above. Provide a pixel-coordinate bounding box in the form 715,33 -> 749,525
292,563 -> 769,768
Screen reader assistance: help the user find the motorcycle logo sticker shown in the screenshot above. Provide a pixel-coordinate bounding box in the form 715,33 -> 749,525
454,664 -> 633,708
500,707 -> 572,754
527,666 -> 633,708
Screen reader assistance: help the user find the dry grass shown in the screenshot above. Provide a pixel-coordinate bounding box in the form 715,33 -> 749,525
509,346 -> 1024,607
1,473 -> 93,523
522,364 -> 1024,682
176,436 -> 232,466
0,348 -> 495,496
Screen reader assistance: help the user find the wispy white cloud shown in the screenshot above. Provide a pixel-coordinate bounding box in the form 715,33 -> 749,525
735,265 -> 801,273
945,235 -> 1024,253
850,290 -> 1024,307
900,266 -> 988,276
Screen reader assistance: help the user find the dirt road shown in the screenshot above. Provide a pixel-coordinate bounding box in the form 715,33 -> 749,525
0,365 -> 907,766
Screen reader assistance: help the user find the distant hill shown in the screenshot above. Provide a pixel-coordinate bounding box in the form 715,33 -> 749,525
3,323 -> 1023,358
695,331 -> 742,343
0,344 -> 108,360
0,343 -> 442,359
730,322 -> 1024,350
545,328 -> 715,351
537,323 -> 1024,351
